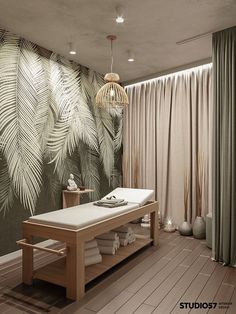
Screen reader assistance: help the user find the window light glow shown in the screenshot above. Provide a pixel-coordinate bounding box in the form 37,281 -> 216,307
125,63 -> 212,88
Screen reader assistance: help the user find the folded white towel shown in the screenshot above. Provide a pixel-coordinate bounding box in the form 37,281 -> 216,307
97,198 -> 125,204
85,239 -> 98,249
113,226 -> 133,234
97,239 -> 119,249
96,232 -> 119,240
120,238 -> 129,247
85,254 -> 102,266
99,246 -> 116,255
85,247 -> 100,258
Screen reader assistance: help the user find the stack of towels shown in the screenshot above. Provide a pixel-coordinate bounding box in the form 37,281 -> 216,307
95,225 -> 136,256
113,225 -> 136,247
84,239 -> 102,266
96,232 -> 120,255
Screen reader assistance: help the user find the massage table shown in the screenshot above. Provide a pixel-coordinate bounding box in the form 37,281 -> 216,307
17,188 -> 159,300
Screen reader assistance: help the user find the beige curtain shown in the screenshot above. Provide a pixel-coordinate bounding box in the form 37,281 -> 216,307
123,64 -> 212,226
212,27 -> 236,266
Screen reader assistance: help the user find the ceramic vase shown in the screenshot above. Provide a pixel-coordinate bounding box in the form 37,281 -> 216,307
193,216 -> 206,239
179,221 -> 193,236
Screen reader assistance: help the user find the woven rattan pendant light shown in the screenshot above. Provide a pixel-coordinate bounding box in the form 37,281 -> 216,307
95,35 -> 129,108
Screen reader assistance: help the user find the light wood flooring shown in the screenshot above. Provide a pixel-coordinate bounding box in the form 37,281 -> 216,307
0,230 -> 235,314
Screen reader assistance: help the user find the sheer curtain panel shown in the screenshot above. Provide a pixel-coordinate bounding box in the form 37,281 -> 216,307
123,64 -> 212,226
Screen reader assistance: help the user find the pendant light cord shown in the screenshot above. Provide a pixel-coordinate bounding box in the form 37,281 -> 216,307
110,39 -> 113,73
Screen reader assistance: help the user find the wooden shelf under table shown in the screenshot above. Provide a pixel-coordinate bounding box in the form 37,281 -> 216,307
33,237 -> 152,287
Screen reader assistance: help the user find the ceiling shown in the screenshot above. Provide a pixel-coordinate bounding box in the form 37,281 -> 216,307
0,0 -> 236,83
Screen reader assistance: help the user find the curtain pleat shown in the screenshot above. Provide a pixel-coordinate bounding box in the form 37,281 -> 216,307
212,26 -> 236,266
124,64 -> 212,226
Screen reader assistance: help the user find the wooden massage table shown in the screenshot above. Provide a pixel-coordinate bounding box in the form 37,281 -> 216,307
17,188 -> 159,300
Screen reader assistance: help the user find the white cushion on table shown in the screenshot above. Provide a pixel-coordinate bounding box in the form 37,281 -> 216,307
102,188 -> 154,206
28,202 -> 137,230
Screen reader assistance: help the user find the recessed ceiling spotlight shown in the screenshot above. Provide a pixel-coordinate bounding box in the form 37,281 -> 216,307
69,42 -> 76,55
116,5 -> 124,23
116,16 -> 124,23
128,51 -> 135,62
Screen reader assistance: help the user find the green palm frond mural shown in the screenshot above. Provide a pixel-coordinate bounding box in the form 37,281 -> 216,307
47,54 -> 98,173
0,34 -> 43,215
0,152 -> 14,214
79,143 -> 100,201
0,29 -> 123,216
86,69 -> 123,180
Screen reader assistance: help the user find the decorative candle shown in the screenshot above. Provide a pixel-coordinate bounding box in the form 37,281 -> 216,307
164,218 -> 175,232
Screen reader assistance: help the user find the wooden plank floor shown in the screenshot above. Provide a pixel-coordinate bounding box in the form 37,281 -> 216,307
0,230 -> 235,314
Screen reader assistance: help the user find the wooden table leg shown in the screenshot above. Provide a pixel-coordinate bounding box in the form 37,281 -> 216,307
22,235 -> 33,285
63,192 -> 81,208
150,209 -> 159,246
66,241 -> 85,300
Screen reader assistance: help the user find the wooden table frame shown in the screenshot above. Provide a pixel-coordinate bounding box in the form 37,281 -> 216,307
20,201 -> 159,301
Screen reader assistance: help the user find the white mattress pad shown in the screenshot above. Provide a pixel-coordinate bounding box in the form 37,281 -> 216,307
28,188 -> 154,230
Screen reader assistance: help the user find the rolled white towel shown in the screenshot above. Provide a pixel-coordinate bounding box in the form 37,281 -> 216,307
85,239 -> 98,249
96,232 -> 118,240
99,246 -> 116,255
85,254 -> 102,266
85,247 -> 100,258
113,225 -> 133,234
128,234 -> 136,244
115,240 -> 120,250
97,239 -> 119,249
120,238 -> 129,247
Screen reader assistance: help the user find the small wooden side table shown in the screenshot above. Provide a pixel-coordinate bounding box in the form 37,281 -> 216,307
62,189 -> 94,208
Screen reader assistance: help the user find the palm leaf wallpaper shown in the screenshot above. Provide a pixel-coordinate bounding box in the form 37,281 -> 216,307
0,27 -> 123,241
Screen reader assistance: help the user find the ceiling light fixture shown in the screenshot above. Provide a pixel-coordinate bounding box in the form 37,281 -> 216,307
116,16 -> 124,23
95,35 -> 129,108
115,5 -> 124,23
128,51 -> 135,62
69,42 -> 76,55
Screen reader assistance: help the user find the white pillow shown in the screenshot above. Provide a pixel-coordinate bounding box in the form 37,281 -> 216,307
102,188 -> 154,206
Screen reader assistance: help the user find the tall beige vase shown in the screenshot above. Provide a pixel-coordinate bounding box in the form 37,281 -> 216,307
193,216 -> 206,239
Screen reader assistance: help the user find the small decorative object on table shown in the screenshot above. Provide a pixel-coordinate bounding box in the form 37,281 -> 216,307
79,186 -> 86,191
141,210 -> 161,229
164,218 -> 175,233
67,173 -> 78,191
141,214 -> 151,228
179,171 -> 193,236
